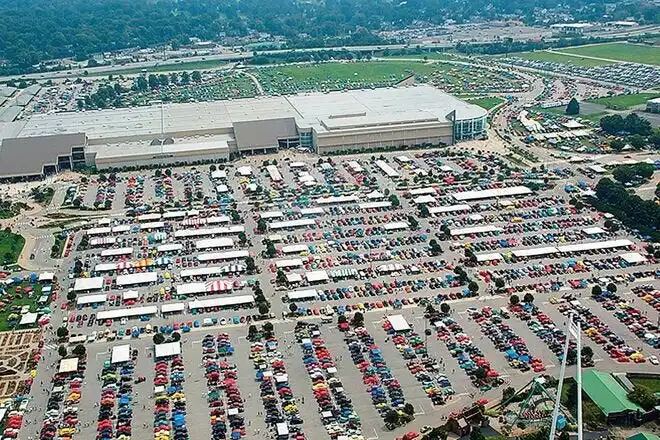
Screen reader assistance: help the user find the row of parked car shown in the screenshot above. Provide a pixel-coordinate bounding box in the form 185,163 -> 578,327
251,336 -> 304,438
345,325 -> 407,421
383,319 -> 454,405
153,356 -> 189,440
470,307 -> 546,373
41,355 -> 85,440
295,322 -> 363,439
98,351 -> 137,440
202,333 -> 245,439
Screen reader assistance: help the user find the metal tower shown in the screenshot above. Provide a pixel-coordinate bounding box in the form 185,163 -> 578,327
550,312 -> 582,440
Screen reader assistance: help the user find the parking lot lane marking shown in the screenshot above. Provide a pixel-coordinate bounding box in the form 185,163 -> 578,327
367,427 -> 379,440
191,339 -> 203,344
546,363 -> 556,369
414,403 -> 427,416
593,358 -> 604,363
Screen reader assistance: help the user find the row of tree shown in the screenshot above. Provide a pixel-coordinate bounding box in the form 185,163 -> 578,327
590,178 -> 660,241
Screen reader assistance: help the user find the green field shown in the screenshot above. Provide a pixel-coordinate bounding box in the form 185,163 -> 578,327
93,59 -> 231,77
467,96 -> 505,110
630,376 -> 660,393
0,282 -> 43,332
587,93 -> 660,110
0,230 -> 24,265
503,51 -> 613,67
557,43 -> 660,66
254,61 -> 439,94
382,52 -> 456,60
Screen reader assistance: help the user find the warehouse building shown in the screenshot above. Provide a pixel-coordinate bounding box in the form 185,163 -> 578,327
0,85 -> 486,179
646,97 -> 660,113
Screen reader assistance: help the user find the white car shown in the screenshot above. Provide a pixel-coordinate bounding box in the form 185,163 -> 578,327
649,355 -> 658,365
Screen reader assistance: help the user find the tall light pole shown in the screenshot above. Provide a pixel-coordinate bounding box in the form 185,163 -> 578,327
550,312 -> 582,440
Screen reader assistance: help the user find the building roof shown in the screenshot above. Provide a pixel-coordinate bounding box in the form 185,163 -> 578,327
12,85 -> 485,144
0,133 -> 86,178
628,433 -> 660,440
582,370 -> 643,415
90,137 -> 229,160
111,345 -> 131,364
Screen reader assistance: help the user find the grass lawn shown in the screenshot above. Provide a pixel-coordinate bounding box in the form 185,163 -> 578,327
587,93 -> 660,110
0,282 -> 43,332
254,61 -> 439,94
557,43 -> 660,66
630,376 -> 660,393
382,52 -> 456,60
501,51 -> 613,67
0,229 -> 25,265
92,59 -> 230,77
467,96 -> 505,110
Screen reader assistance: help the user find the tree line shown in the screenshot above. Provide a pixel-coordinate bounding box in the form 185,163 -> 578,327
589,178 -> 660,242
0,0 -> 656,73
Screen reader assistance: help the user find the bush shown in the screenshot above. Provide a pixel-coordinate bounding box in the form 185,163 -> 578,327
628,385 -> 656,410
171,331 -> 181,342
509,294 -> 519,306
263,322 -> 274,333
591,285 -> 602,297
153,333 -> 165,344
72,344 -> 86,357
58,345 -> 67,358
56,326 -> 69,339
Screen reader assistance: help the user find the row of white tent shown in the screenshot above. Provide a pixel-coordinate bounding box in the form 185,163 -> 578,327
474,239 -> 636,261
92,294 -> 255,321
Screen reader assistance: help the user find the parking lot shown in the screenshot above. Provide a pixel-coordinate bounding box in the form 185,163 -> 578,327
18,147 -> 660,440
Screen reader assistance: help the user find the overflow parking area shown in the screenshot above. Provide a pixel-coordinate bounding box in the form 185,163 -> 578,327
21,148 -> 660,440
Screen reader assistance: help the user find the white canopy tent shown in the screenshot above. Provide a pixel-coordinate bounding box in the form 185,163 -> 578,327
111,345 -> 131,364
73,277 -> 104,292
116,272 -> 158,286
155,341 -> 181,359
96,306 -> 158,321
388,315 -> 411,332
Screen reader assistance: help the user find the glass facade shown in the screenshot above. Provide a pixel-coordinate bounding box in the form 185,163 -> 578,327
454,116 -> 487,141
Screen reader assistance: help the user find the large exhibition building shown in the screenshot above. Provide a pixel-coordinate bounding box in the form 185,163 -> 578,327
0,85 -> 487,179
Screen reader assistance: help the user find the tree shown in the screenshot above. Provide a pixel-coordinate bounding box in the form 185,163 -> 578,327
245,256 -> 256,273
263,322 -> 274,333
600,114 -> 625,134
72,344 -> 86,357
158,73 -> 169,87
257,219 -> 267,232
628,385 -> 657,410
191,71 -> 202,82
148,74 -> 159,89
606,282 -> 617,293
403,403 -> 415,416
407,215 -> 419,229
628,134 -> 646,149
247,324 -> 258,339
419,204 -> 430,218
429,239 -> 442,256
337,314 -> 347,324
582,346 -> 594,360
523,292 -> 534,303
153,333 -> 165,344
509,294 -> 520,306
265,240 -> 276,257
352,311 -> 364,327
56,326 -> 69,339
384,409 -> 400,429
258,302 -> 270,316
67,291 -> 76,302
468,281 -> 479,295
495,278 -> 505,290
288,303 -> 298,313
470,429 -> 486,440
171,331 -> 181,342
181,71 -> 191,85
58,346 -> 68,358
388,194 -> 400,208
238,231 -> 247,245
276,269 -> 287,284
591,285 -> 602,297
426,428 -> 448,440
565,98 -> 579,115
502,386 -> 516,403
440,303 -> 450,314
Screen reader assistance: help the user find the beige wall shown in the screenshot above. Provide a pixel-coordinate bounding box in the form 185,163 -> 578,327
314,123 -> 453,155
95,149 -> 229,170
